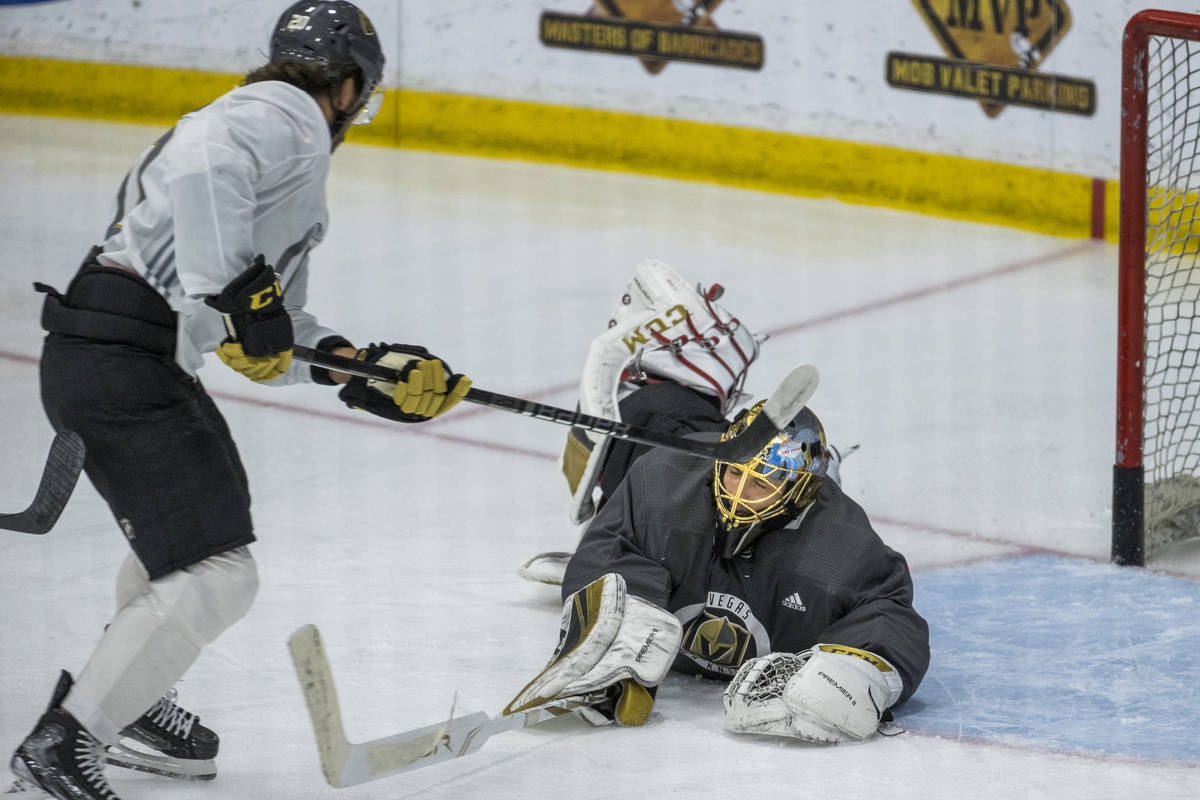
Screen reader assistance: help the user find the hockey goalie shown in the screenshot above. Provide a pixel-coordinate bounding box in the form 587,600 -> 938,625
285,397 -> 930,786
512,376 -> 929,743
277,265 -> 927,785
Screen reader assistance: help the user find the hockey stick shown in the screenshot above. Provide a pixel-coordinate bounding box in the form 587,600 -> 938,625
287,624 -> 605,788
292,345 -> 818,462
0,430 -> 86,534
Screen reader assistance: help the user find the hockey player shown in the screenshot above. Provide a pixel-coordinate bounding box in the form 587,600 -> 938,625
8,4 -> 470,799
507,401 -> 929,743
518,259 -> 768,584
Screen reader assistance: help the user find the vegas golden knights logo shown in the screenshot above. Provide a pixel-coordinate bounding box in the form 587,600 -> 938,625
886,0 -> 1095,117
540,1 -> 763,73
683,611 -> 750,668
676,591 -> 770,676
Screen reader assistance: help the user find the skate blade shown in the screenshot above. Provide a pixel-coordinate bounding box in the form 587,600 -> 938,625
516,551 -> 572,586
5,761 -> 48,797
4,779 -> 47,796
105,742 -> 216,781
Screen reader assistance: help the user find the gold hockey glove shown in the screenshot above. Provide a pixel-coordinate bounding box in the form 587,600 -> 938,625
337,343 -> 471,422
205,255 -> 293,382
215,341 -> 292,383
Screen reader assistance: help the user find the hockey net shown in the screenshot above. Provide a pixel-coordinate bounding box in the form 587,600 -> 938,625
1115,10 -> 1200,565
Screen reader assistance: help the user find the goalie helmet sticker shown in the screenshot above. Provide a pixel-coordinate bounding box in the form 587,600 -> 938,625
674,592 -> 770,677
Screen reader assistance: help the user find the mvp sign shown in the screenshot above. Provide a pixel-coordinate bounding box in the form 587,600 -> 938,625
887,0 -> 1094,117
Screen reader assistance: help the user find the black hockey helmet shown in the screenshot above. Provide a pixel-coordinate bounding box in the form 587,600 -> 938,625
270,1 -> 386,124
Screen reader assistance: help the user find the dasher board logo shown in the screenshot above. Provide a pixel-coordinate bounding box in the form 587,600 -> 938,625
540,1 -> 763,73
887,0 -> 1095,117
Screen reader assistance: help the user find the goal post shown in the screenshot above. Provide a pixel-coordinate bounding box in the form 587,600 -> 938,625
1115,9 -> 1200,566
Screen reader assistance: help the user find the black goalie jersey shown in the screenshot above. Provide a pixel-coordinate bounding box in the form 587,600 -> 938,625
561,443 -> 931,703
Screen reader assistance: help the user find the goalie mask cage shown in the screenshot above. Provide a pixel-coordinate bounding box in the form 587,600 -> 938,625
1115,10 -> 1200,566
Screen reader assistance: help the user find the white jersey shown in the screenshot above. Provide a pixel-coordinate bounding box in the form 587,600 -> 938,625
96,80 -> 341,381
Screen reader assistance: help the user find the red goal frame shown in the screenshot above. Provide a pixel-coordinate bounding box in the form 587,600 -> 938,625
1114,9 -> 1200,566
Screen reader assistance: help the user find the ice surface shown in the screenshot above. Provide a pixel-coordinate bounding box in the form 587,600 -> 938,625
903,554 -> 1200,762
1,114 -> 1198,799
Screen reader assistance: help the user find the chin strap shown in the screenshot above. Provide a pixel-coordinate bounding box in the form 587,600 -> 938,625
329,110 -> 352,139
718,521 -> 763,559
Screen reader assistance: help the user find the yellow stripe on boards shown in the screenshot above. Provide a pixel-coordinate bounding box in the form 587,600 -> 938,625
0,55 -> 1111,241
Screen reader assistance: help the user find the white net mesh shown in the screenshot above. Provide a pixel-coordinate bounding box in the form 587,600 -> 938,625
1143,35 -> 1200,556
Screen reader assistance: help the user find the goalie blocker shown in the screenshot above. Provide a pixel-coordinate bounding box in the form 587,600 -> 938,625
505,573 -> 682,726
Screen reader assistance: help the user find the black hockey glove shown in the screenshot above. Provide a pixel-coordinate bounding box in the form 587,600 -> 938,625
337,343 -> 472,422
205,256 -> 293,382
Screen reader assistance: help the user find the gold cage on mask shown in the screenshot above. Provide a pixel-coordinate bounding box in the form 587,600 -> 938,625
712,401 -> 828,530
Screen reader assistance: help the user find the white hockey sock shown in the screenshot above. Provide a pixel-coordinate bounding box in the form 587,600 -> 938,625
68,547 -> 258,741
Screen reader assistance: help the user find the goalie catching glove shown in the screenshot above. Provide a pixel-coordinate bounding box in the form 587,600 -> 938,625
205,255 -> 293,382
503,573 -> 682,727
337,343 -> 471,422
723,644 -> 903,744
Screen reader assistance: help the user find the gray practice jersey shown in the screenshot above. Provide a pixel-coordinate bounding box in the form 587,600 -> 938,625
562,444 -> 930,702
96,80 -> 342,380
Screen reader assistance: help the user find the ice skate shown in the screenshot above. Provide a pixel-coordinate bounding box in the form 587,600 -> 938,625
8,671 -> 122,800
105,688 -> 218,781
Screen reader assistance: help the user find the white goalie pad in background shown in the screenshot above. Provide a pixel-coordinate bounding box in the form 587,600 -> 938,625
565,259 -> 763,523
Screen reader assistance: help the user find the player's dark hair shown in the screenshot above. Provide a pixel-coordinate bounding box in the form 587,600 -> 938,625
242,58 -> 363,100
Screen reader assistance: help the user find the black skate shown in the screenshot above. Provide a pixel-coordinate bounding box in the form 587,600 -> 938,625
105,688 -> 218,781
7,671 -> 122,800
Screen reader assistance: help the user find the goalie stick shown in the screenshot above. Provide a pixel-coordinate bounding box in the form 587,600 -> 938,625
292,345 -> 819,462
0,430 -> 85,534
287,624 -> 607,788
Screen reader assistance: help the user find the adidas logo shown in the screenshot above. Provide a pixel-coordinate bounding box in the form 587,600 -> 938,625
781,592 -> 806,612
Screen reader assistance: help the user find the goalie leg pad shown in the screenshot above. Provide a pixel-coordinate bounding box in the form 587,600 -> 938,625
504,573 -> 682,719
562,427 -> 611,524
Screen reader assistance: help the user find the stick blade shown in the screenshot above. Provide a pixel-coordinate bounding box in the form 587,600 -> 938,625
760,364 -> 819,429
712,365 -> 820,462
0,430 -> 86,534
287,623 -> 463,788
288,624 -> 352,788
